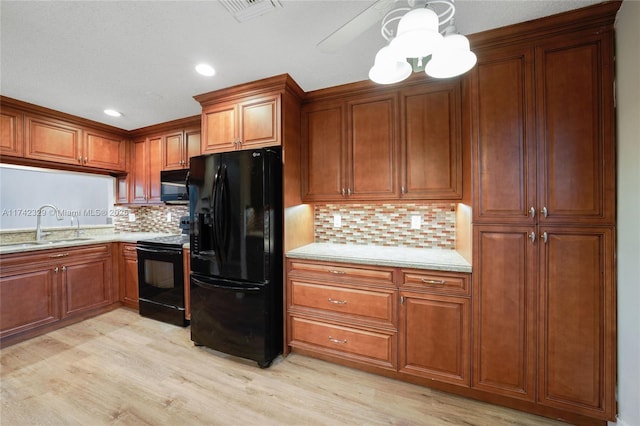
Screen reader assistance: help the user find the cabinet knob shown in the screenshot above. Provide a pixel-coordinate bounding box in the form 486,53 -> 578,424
542,231 -> 548,243
54,267 -> 59,273
328,336 -> 347,344
529,207 -> 536,218
62,266 -> 67,272
529,231 -> 536,243
341,188 -> 346,197
84,157 -> 88,164
401,186 -> 406,194
541,207 -> 548,218
347,188 -> 351,196
78,156 -> 83,163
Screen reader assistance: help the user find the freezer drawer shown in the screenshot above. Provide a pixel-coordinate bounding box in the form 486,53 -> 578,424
190,273 -> 282,368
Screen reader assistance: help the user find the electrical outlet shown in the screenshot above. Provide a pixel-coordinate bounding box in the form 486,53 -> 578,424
333,214 -> 342,228
166,212 -> 172,222
128,213 -> 136,222
411,215 -> 421,230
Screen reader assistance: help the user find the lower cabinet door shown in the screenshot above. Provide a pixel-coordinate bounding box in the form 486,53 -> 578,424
399,292 -> 470,386
472,225 -> 537,400
62,257 -> 111,317
538,226 -> 615,419
289,316 -> 396,370
0,267 -> 59,338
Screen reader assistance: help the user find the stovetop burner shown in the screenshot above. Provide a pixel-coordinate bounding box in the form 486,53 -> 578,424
137,234 -> 189,248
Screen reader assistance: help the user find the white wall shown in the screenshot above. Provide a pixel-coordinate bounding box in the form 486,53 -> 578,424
613,2 -> 640,426
0,165 -> 115,229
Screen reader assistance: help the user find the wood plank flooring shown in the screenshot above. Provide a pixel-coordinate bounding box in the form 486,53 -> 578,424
1,308 -> 565,426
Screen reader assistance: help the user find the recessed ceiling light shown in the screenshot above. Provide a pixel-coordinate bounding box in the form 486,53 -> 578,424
195,63 -> 215,77
104,109 -> 122,117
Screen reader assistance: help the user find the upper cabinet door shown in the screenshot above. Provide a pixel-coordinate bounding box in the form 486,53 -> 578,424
130,140 -> 148,204
535,32 -> 615,225
162,131 -> 185,170
471,46 -> 537,224
239,94 -> 280,149
0,105 -> 24,158
347,94 -> 399,200
184,128 -> 201,167
83,130 -> 126,172
24,114 -> 82,166
400,81 -> 462,200
301,101 -> 345,201
202,102 -> 237,154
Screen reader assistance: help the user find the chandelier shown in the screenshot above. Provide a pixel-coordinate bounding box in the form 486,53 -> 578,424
369,0 -> 477,84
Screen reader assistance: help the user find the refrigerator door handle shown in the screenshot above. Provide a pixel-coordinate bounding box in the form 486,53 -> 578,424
218,164 -> 230,254
212,164 -> 223,263
192,276 -> 261,293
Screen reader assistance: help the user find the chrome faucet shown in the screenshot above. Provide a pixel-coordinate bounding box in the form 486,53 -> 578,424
35,204 -> 63,241
70,216 -> 83,238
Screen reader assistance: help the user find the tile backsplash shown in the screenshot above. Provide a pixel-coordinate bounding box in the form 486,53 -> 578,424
112,205 -> 188,234
314,203 -> 456,249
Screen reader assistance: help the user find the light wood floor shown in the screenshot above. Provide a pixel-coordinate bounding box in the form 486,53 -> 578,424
1,308 -> 566,426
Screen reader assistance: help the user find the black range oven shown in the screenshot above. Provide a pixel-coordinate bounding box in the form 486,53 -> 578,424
136,234 -> 189,327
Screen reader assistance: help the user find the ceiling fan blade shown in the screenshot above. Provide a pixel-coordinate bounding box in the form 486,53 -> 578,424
317,0 -> 398,53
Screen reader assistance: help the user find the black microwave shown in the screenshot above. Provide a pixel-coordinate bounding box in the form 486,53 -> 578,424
160,169 -> 189,203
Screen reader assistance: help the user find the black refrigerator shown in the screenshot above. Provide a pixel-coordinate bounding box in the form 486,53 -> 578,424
188,147 -> 282,368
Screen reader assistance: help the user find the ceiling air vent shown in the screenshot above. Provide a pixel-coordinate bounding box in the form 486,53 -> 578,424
220,0 -> 283,22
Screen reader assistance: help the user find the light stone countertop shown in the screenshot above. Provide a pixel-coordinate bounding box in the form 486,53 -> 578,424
0,232 -> 173,255
286,243 -> 472,273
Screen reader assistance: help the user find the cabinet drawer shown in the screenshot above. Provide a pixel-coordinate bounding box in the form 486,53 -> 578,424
290,316 -> 396,369
401,270 -> 470,296
290,280 -> 395,326
288,259 -> 394,287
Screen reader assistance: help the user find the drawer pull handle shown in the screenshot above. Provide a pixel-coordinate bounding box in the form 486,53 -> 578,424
328,336 -> 347,344
421,278 -> 446,285
328,269 -> 345,275
48,253 -> 69,258
328,298 -> 347,305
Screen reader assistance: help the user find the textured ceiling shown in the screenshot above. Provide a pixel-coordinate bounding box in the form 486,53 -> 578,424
0,0 -> 603,130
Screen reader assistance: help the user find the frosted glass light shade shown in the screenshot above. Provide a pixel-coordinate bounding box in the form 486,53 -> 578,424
369,45 -> 412,84
390,8 -> 443,59
425,34 -> 477,78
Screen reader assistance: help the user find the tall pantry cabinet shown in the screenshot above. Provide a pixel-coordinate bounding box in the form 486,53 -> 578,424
470,4 -> 617,422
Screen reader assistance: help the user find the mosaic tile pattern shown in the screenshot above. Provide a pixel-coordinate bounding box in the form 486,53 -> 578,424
314,203 -> 456,249
112,205 -> 189,234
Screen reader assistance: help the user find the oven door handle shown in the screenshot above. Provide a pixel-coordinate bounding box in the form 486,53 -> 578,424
136,246 -> 180,255
192,277 -> 261,293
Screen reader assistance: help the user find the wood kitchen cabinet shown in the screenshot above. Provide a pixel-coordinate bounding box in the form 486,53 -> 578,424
472,225 -> 537,401
300,100 -> 345,201
301,93 -> 399,201
301,79 -> 464,202
195,74 -> 303,160
0,244 -> 115,345
286,258 -> 472,387
130,137 -> 162,204
83,128 -> 126,171
537,226 -> 615,418
287,259 -> 398,370
119,243 -> 139,309
399,269 -> 471,387
0,104 -> 24,158
0,262 -> 59,340
60,247 -> 112,317
23,113 -> 126,172
24,113 -> 82,166
470,8 -> 617,422
472,32 -> 615,226
1,96 -> 128,173
162,127 -> 201,170
201,94 -> 279,154
399,80 -> 462,200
